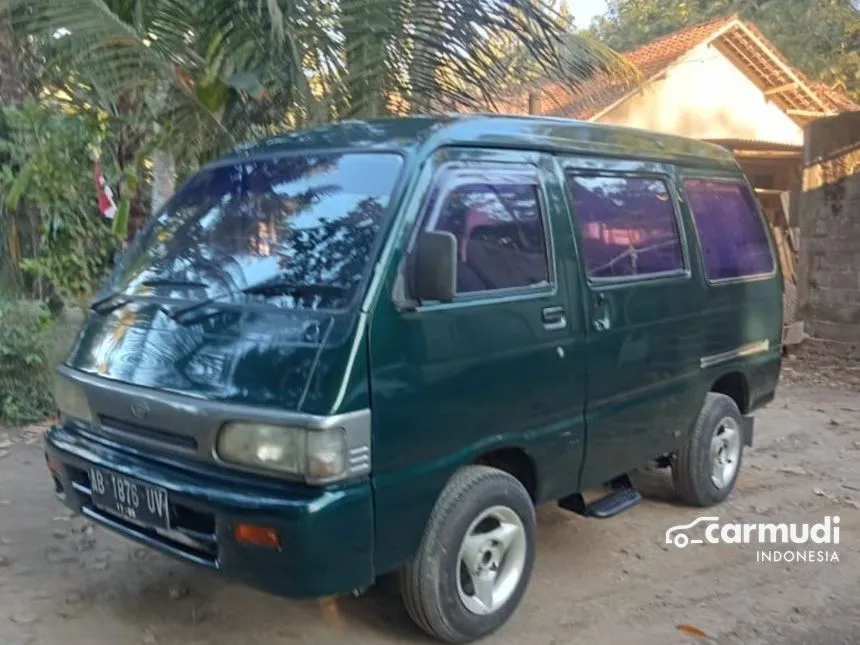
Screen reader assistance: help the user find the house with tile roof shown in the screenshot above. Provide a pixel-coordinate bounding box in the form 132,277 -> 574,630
503,15 -> 857,135
491,16 -> 858,331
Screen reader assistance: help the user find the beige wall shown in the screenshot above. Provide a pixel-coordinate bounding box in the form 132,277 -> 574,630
596,42 -> 804,146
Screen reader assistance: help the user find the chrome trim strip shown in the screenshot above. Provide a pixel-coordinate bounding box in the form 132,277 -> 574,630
348,445 -> 372,473
330,311 -> 368,413
415,286 -> 557,313
700,340 -> 771,369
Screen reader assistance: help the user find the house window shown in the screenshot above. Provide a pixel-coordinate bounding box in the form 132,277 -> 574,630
683,179 -> 775,281
566,174 -> 685,279
420,172 -> 551,294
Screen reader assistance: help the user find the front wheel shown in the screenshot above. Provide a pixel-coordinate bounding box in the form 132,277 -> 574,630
672,392 -> 745,507
399,465 -> 536,643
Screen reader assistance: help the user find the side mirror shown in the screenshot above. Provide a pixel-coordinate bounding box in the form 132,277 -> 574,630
414,231 -> 457,304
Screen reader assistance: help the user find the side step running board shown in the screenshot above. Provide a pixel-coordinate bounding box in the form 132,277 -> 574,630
585,487 -> 643,518
558,476 -> 643,519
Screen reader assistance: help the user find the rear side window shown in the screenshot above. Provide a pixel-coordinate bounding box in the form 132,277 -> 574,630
418,169 -> 551,295
682,179 -> 774,281
566,174 -> 685,279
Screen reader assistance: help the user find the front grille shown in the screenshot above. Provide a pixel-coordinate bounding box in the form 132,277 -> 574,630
67,465 -> 219,567
97,415 -> 198,453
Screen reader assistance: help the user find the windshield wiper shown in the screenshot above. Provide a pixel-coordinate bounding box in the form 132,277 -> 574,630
140,278 -> 208,289
168,281 -> 349,323
241,281 -> 349,297
90,279 -> 209,315
90,291 -> 131,314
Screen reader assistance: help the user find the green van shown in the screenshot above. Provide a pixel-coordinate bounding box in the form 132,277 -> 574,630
44,114 -> 782,642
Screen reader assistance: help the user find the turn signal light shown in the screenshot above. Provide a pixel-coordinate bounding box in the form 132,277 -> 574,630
234,523 -> 280,549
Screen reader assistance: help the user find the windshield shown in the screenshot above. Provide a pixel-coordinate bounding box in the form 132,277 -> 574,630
109,151 -> 403,310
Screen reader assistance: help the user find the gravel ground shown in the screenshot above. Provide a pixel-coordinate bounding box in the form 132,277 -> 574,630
1,362 -> 859,645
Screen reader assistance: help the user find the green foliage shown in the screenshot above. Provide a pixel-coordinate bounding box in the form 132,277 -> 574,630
1,0 -> 641,266
590,0 -> 860,102
0,100 -> 121,307
0,299 -> 56,426
7,0 -> 636,166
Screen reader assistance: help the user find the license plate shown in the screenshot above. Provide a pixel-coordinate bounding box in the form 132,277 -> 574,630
88,466 -> 170,529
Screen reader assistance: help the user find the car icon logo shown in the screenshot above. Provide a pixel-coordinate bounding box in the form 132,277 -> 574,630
665,516 -> 719,549
130,400 -> 150,420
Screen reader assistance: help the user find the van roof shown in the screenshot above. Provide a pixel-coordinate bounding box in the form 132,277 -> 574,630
224,113 -> 739,169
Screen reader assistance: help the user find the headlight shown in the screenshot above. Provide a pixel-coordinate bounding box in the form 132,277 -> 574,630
215,422 -> 348,482
53,375 -> 93,423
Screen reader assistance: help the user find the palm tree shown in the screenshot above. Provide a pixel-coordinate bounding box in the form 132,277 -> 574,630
5,0 -> 636,216
0,20 -> 26,105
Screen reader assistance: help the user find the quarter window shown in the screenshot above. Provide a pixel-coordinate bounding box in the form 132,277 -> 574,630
419,171 -> 551,294
683,179 -> 775,281
566,174 -> 685,279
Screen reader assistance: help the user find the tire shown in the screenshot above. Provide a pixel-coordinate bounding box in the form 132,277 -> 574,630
672,392 -> 745,507
399,465 -> 536,643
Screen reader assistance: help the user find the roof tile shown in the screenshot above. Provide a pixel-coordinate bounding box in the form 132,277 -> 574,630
499,16 -> 857,120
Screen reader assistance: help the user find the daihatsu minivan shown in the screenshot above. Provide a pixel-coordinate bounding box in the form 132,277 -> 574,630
44,114 -> 782,643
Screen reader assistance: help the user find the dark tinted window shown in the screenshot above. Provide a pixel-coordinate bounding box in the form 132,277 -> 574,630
567,174 -> 685,279
423,174 -> 551,294
683,179 -> 775,280
110,152 -> 403,309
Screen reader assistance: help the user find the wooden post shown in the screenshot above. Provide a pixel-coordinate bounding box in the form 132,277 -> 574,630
527,91 -> 539,115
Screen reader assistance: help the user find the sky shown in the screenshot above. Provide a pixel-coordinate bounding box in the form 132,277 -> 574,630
565,0 -> 610,29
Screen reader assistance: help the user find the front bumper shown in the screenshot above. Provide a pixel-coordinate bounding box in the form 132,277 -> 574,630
44,423 -> 375,598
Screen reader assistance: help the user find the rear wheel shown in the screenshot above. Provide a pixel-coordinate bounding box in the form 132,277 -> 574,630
672,392 -> 745,507
399,465 -> 536,643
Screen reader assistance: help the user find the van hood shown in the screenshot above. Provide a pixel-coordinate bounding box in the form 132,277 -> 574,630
64,301 -> 359,414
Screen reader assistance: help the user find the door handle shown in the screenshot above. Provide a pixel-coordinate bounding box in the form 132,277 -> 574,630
592,292 -> 611,331
541,305 -> 567,331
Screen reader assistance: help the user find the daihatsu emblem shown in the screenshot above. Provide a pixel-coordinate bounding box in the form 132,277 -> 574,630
130,400 -> 150,420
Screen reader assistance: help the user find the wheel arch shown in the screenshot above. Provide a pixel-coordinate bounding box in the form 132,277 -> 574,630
709,370 -> 750,414
472,446 -> 539,503
372,443 -> 541,579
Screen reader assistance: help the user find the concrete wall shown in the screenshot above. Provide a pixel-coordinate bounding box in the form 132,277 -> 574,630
797,112 -> 860,342
597,42 -> 804,146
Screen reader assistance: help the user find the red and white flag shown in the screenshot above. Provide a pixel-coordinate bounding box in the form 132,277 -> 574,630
93,159 -> 117,219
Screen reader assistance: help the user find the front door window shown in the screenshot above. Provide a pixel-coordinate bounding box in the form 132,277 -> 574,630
409,165 -> 554,298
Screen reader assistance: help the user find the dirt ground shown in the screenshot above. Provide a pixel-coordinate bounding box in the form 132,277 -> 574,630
1,354 -> 859,645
